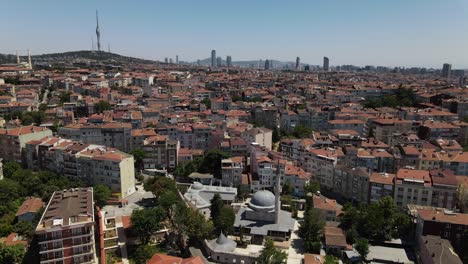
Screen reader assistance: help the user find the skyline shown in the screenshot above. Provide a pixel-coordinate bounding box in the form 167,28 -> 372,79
2,0 -> 468,68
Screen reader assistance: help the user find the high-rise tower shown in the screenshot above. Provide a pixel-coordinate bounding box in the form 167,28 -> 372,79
323,57 -> 329,71
96,10 -> 101,52
442,63 -> 452,79
16,50 -> 20,65
226,56 -> 232,67
295,57 -> 300,70
211,50 -> 216,67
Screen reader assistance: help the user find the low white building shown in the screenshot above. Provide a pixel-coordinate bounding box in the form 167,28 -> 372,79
184,182 -> 237,219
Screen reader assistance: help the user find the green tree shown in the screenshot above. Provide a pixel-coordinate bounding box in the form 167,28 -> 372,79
324,255 -> 339,264
58,91 -> 71,105
129,148 -> 146,172
292,125 -> 313,139
14,221 -> 34,240
201,98 -> 211,109
198,149 -> 230,178
93,184 -> 111,207
214,206 -> 235,235
355,238 -> 369,261
0,244 -> 25,264
282,180 -> 294,195
272,127 -> 280,143
144,176 -> 177,200
258,238 -> 287,264
96,100 -> 111,113
304,181 -> 320,195
133,244 -> 160,264
210,193 -> 224,222
299,208 -> 324,253
130,207 -> 165,244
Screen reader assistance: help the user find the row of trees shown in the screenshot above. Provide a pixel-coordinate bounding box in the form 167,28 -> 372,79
363,86 -> 419,109
340,196 -> 411,242
0,162 -> 88,263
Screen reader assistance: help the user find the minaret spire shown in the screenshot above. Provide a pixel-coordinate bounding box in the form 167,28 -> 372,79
95,10 -> 101,52
274,160 -> 281,224
16,50 -> 20,65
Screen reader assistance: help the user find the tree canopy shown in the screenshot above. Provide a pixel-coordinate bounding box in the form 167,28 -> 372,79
355,238 -> 370,260
339,196 -> 410,241
258,238 -> 287,264
93,184 -> 111,207
130,207 -> 166,244
299,208 -> 324,253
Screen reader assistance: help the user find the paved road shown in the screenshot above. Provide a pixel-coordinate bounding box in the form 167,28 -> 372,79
287,220 -> 305,264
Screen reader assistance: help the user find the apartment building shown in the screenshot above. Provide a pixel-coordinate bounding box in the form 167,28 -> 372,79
415,208 -> 468,262
312,194 -> 341,222
371,118 -> 412,144
25,137 -> 136,198
303,148 -> 343,190
241,127 -> 273,150
35,188 -> 97,264
141,135 -> 179,170
221,156 -> 245,187
369,172 -> 395,203
394,169 -> 433,208
333,166 -> 370,204
0,125 -> 52,163
59,123 -> 132,152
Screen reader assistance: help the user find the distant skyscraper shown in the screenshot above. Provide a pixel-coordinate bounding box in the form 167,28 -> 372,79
176,55 -> 179,64
95,10 -> 101,52
211,50 -> 216,67
197,59 -> 200,65
165,58 -> 168,63
442,63 -> 452,79
264,59 -> 270,70
226,56 -> 232,67
323,57 -> 329,71
216,57 -> 222,67
295,57 -> 300,70
304,64 -> 310,71
270,60 -> 274,69
169,58 -> 173,64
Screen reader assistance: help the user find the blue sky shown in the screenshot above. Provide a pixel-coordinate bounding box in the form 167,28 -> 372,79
2,0 -> 468,68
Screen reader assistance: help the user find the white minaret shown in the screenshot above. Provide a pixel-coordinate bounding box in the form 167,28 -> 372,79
28,49 -> 32,69
16,50 -> 20,65
274,160 -> 281,224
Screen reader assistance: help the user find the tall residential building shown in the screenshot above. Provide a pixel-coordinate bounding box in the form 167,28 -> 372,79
442,63 -> 452,79
141,135 -> 180,170
176,55 -> 179,64
226,56 -> 232,67
323,57 -> 329,71
216,57 -> 222,67
25,136 -> 136,198
36,188 -> 97,264
164,58 -> 168,63
264,59 -> 270,70
0,126 -> 52,163
295,57 -> 300,70
211,50 -> 216,67
58,123 -> 132,152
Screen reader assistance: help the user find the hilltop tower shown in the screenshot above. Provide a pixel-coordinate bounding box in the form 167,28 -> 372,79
96,10 -> 101,52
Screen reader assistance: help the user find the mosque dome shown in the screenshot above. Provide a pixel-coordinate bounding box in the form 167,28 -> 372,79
249,190 -> 275,211
209,232 -> 237,252
192,182 -> 204,190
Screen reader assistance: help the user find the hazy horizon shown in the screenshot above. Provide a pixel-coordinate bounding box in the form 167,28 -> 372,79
2,0 -> 468,69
